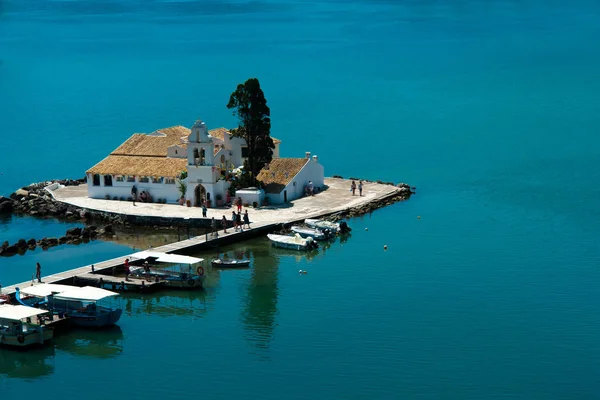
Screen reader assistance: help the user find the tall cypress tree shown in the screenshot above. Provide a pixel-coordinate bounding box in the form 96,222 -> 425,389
227,78 -> 273,183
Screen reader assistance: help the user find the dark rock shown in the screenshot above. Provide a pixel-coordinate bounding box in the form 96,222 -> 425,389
17,239 -> 27,249
27,238 -> 36,247
1,245 -> 18,256
103,225 -> 114,235
0,200 -> 13,214
66,227 -> 82,237
47,237 -> 59,246
71,237 -> 81,245
59,236 -> 68,244
1,241 -> 8,250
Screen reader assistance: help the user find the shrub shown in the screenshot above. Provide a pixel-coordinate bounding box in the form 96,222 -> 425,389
127,197 -> 132,201
120,196 -> 125,201
216,193 -> 223,201
253,201 -> 258,208
113,196 -> 119,201
105,194 -> 110,200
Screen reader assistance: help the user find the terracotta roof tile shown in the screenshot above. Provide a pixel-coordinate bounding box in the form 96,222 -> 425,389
256,158 -> 308,194
86,155 -> 187,178
111,126 -> 190,157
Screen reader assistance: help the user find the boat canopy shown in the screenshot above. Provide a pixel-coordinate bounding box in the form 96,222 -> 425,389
54,286 -> 118,302
19,284 -> 74,298
130,251 -> 204,265
0,304 -> 49,321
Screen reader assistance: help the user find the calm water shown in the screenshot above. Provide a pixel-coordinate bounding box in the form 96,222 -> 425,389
2,0 -> 600,398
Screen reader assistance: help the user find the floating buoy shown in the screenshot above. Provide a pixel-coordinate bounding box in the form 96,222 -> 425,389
365,228 -> 368,231
302,270 -> 308,275
384,245 -> 388,250
417,216 -> 421,219
298,269 -> 303,274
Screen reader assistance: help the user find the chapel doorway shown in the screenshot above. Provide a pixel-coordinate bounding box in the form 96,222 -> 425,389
194,184 -> 206,206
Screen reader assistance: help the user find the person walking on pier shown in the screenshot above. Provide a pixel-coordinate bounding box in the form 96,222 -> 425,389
237,197 -> 243,213
232,211 -> 238,231
350,180 -> 357,196
358,180 -> 363,196
202,203 -> 207,218
131,185 -> 138,206
236,211 -> 242,232
124,258 -> 131,281
243,210 -> 250,229
222,215 -> 228,233
36,262 -> 42,283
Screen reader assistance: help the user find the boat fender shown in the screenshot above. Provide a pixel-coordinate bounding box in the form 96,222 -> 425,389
187,279 -> 195,286
197,266 -> 205,276
17,333 -> 25,344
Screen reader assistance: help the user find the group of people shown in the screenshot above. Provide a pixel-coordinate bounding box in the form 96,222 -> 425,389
350,180 -> 363,196
223,209 -> 250,233
304,181 -> 315,196
131,185 -> 152,205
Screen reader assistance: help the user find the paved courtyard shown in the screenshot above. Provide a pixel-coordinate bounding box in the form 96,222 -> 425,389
51,178 -> 400,225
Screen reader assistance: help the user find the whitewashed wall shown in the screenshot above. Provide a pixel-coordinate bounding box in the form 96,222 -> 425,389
265,156 -> 324,204
86,174 -> 182,203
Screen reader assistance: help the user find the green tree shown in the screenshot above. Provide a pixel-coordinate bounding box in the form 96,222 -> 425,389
227,78 -> 274,183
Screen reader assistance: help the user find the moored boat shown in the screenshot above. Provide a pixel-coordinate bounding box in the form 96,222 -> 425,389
305,218 -> 351,234
290,225 -> 328,240
267,233 -> 319,250
17,284 -> 123,328
130,251 -> 206,289
0,304 -> 54,348
211,259 -> 251,268
52,286 -> 123,328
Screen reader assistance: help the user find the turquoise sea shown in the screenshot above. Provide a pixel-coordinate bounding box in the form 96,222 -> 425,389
2,0 -> 600,398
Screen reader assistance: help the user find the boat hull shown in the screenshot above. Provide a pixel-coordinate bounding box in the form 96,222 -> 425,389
270,240 -> 309,251
67,309 -> 123,328
0,329 -> 53,348
211,259 -> 251,268
290,226 -> 327,240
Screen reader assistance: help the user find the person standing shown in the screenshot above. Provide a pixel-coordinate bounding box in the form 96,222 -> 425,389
237,197 -> 243,213
36,262 -> 42,283
232,211 -> 237,231
202,203 -> 207,218
131,185 -> 138,206
222,215 -> 228,233
236,211 -> 242,231
358,180 -> 363,196
243,210 -> 250,229
351,180 -> 356,196
124,258 -> 131,281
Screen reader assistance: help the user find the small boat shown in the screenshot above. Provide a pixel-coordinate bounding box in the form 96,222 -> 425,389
51,286 -> 123,328
290,225 -> 328,240
130,251 -> 206,289
267,233 -> 319,250
0,304 -> 54,348
211,258 -> 251,268
305,219 -> 351,234
17,284 -> 123,328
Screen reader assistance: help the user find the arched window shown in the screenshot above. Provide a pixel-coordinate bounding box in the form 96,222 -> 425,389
200,148 -> 206,165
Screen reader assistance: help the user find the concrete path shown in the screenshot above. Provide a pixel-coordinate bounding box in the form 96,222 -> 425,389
52,178 -> 400,225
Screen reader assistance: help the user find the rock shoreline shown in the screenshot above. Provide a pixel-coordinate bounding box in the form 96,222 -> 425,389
0,225 -> 115,257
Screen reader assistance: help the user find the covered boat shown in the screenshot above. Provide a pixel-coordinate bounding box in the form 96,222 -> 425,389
130,251 -> 206,289
211,258 -> 251,268
0,304 -> 53,348
16,284 -> 122,328
52,286 -> 122,328
290,225 -> 328,240
267,234 -> 319,251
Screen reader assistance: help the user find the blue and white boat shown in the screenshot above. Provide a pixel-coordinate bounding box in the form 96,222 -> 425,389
17,284 -> 122,328
290,225 -> 328,240
129,251 -> 206,289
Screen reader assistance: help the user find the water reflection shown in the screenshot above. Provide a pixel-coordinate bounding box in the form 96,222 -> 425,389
0,345 -> 55,380
53,326 -> 124,359
241,246 -> 280,351
123,289 -> 209,318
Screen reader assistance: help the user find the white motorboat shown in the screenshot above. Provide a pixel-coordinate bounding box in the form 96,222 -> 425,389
130,251 -> 206,289
305,219 -> 351,233
290,225 -> 328,240
267,234 -> 319,251
17,284 -> 122,328
211,258 -> 251,268
0,304 -> 54,348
